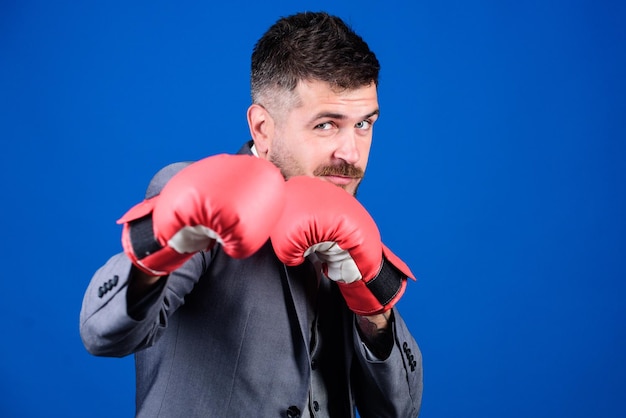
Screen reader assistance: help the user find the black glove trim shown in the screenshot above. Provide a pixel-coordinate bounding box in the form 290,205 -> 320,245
129,214 -> 163,260
366,257 -> 406,306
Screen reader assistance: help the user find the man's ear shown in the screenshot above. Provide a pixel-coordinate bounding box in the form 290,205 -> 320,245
247,103 -> 274,157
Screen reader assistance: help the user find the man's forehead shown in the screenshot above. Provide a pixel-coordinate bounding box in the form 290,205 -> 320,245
293,80 -> 379,111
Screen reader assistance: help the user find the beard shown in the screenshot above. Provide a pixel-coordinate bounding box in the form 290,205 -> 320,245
267,139 -> 303,181
267,139 -> 364,197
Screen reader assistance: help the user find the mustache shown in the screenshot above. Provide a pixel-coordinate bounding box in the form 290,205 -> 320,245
313,162 -> 364,178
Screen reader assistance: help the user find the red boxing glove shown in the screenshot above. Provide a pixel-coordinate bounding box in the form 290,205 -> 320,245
270,176 -> 415,315
117,154 -> 286,276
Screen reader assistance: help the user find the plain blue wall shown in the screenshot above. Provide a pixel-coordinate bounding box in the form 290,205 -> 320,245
1,1 -> 624,417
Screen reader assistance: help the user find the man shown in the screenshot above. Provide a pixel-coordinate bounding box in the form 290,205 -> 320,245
80,11 -> 423,417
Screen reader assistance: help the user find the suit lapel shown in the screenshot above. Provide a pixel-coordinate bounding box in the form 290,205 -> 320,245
281,259 -> 319,351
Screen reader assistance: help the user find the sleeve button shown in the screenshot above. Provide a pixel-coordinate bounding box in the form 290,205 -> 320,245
286,405 -> 301,418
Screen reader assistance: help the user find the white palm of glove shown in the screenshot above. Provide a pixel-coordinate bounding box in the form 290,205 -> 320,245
304,241 -> 362,284
167,225 -> 222,254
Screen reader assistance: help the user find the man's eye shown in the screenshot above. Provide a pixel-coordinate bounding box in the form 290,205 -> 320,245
315,122 -> 333,130
355,120 -> 372,129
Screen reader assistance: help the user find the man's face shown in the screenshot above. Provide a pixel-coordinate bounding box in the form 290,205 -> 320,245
266,80 -> 378,196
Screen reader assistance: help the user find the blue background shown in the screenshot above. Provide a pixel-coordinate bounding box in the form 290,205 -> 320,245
1,1 -> 625,417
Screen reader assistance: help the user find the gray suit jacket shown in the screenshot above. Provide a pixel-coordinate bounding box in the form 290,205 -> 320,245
80,143 -> 423,417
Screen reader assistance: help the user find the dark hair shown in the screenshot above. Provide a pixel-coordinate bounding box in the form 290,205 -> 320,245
250,11 -> 380,104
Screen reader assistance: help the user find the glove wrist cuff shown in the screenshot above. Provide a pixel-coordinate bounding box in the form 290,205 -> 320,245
128,215 -> 163,260
122,215 -> 188,276
339,255 -> 408,315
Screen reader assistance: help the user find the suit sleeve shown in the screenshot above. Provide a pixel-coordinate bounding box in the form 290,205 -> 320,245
352,308 -> 423,417
79,161 -> 207,357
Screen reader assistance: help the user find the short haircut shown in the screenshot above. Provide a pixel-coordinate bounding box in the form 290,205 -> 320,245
250,11 -> 380,108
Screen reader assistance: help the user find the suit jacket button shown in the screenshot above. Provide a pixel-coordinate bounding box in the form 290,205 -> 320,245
286,406 -> 301,418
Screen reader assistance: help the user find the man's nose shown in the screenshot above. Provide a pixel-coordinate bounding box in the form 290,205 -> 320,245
333,130 -> 360,164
